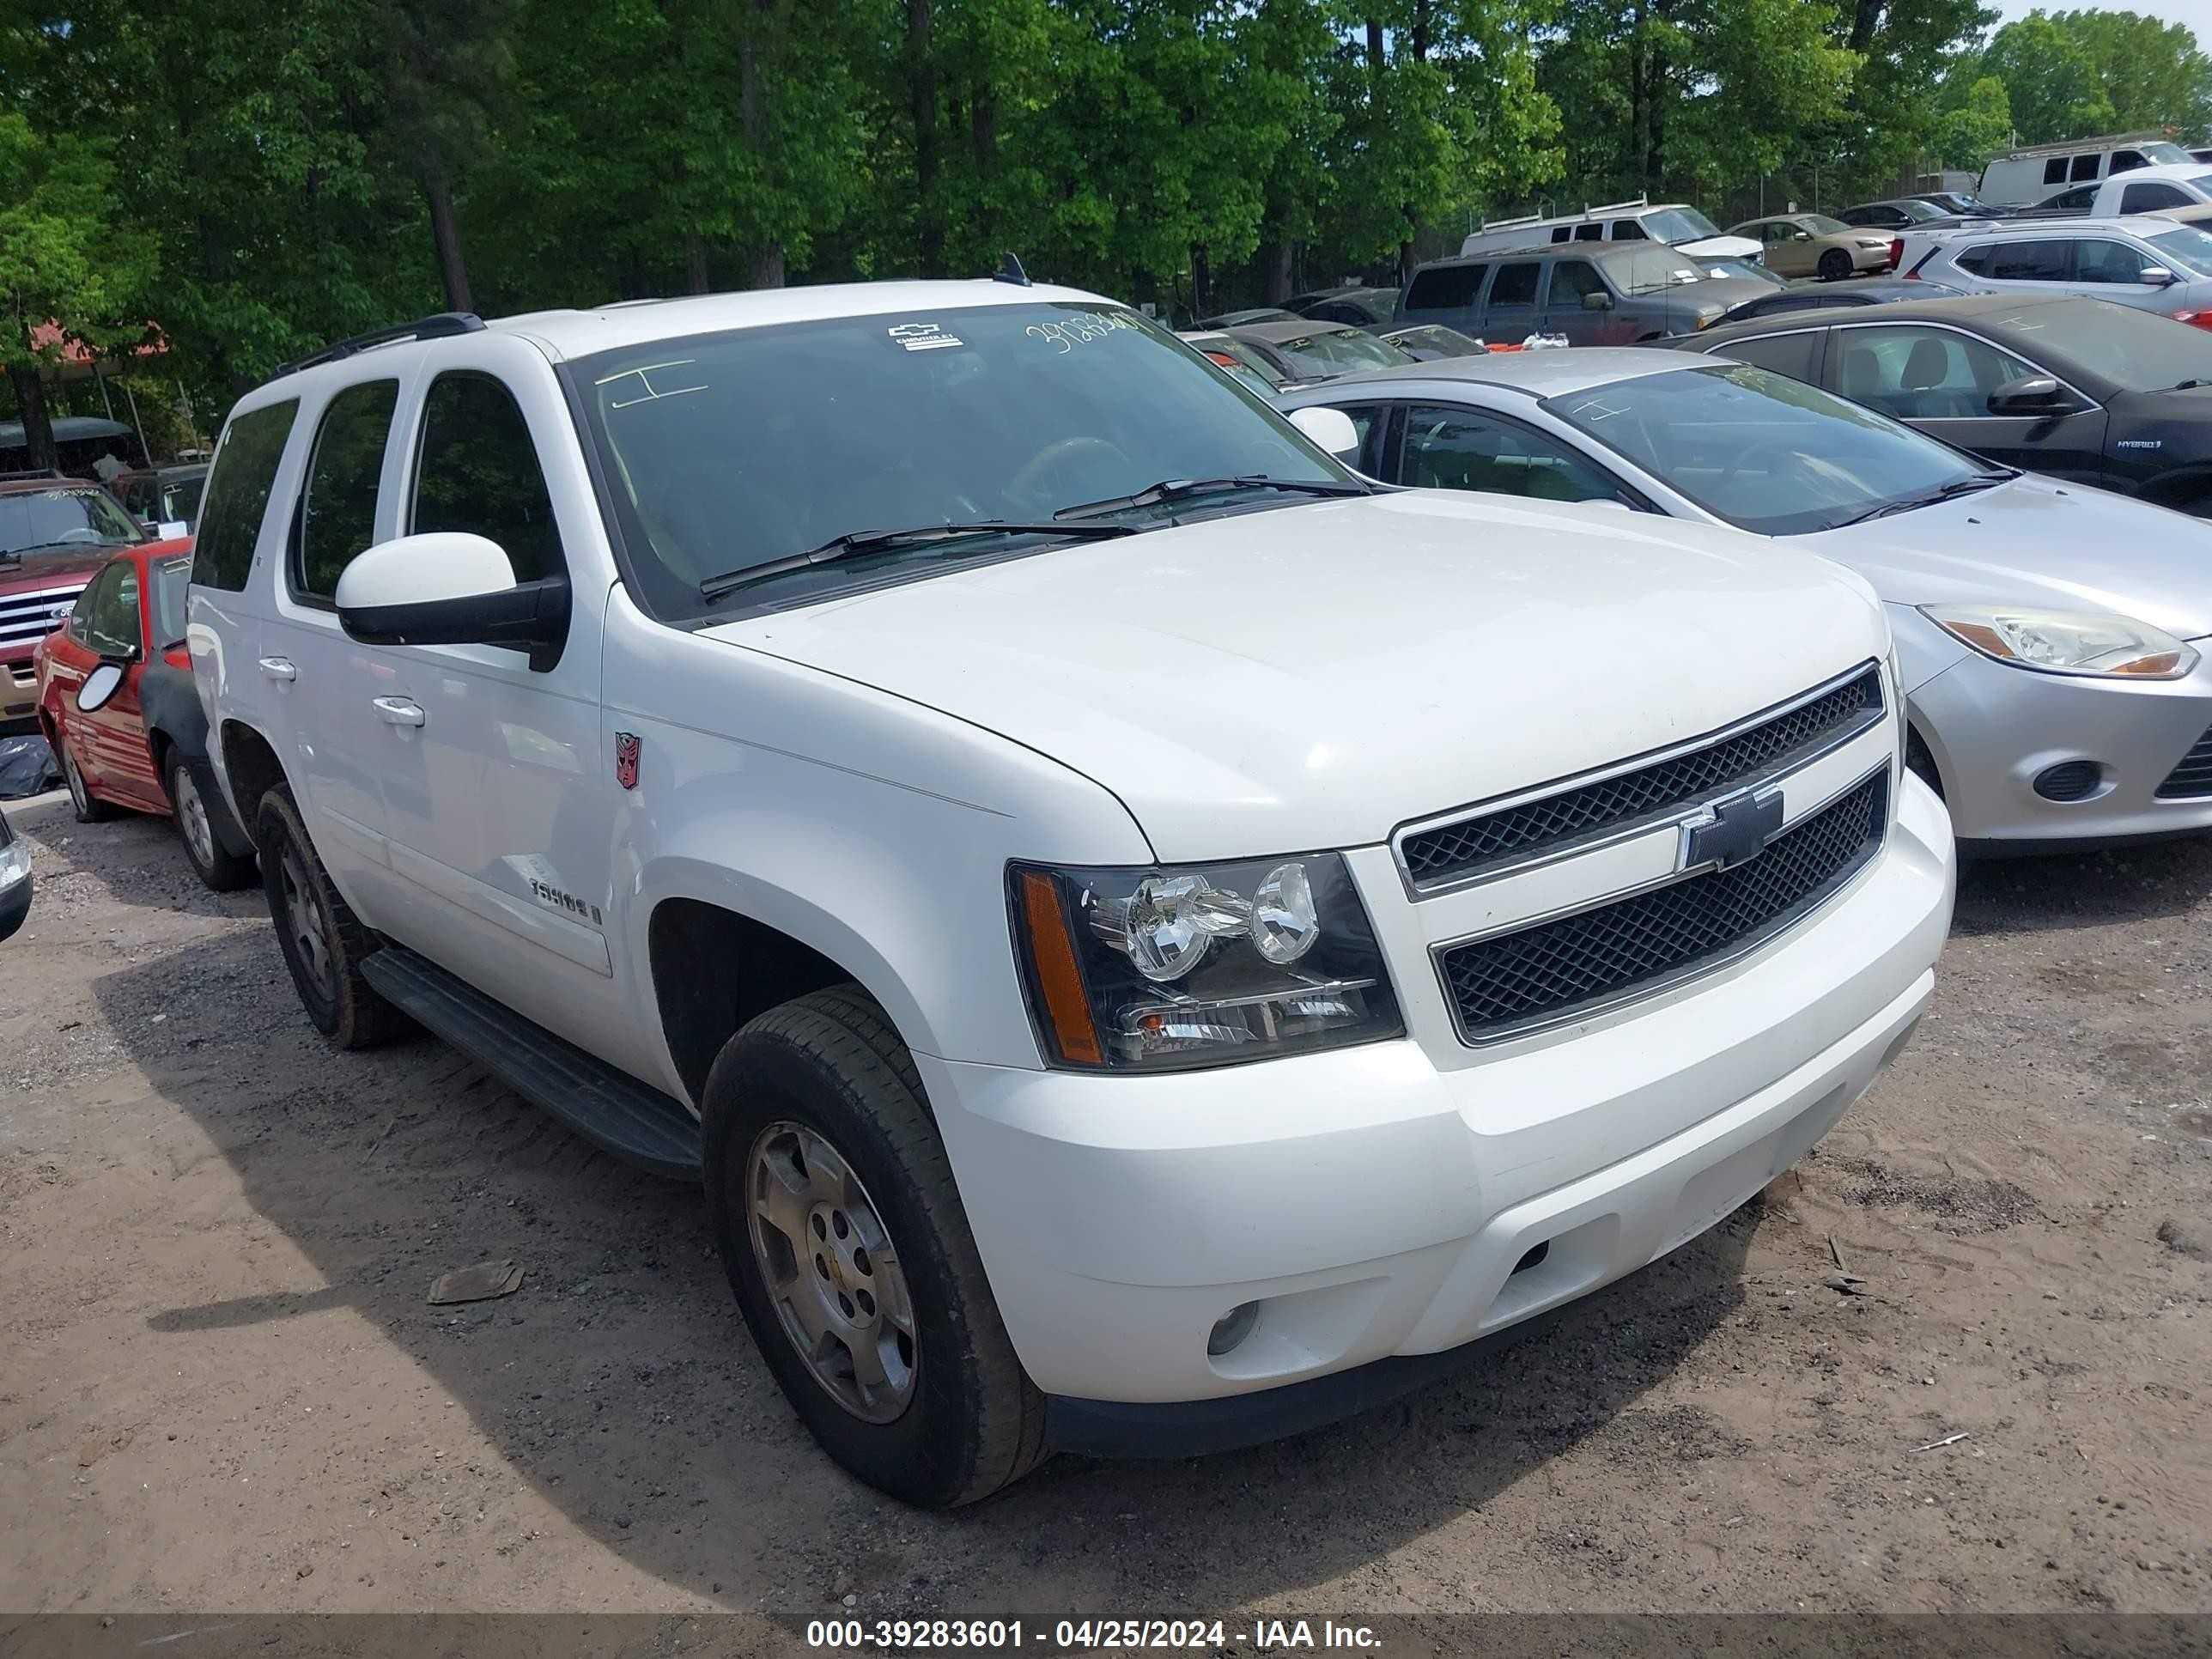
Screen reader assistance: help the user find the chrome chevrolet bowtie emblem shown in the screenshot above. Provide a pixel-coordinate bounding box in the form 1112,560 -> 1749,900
1680,787 -> 1784,872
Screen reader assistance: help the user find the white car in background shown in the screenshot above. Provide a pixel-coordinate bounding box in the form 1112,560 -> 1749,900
1280,349 -> 2212,851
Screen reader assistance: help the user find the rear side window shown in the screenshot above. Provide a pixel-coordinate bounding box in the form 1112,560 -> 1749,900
1550,227 -> 1571,243
295,380 -> 400,602
1952,246 -> 1990,275
411,372 -> 564,582
1489,263 -> 1540,306
2122,181 -> 2192,213
2042,159 -> 2068,186
1404,264 -> 1486,313
191,399 -> 299,592
2069,153 -> 2100,182
1573,222 -> 1604,241
2112,149 -> 2146,174
1712,331 -> 1822,383
1987,240 -> 2070,282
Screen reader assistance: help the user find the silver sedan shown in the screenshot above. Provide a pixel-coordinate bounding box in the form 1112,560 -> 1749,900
1279,349 -> 2212,850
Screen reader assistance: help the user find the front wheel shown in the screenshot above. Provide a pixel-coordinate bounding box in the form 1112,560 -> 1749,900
702,986 -> 1048,1508
1817,248 -> 1852,282
167,753 -> 255,891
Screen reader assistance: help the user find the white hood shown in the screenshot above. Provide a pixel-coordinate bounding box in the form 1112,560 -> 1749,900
703,491 -> 1888,860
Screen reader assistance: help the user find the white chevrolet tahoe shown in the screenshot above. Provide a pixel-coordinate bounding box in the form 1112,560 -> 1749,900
186,280 -> 1954,1507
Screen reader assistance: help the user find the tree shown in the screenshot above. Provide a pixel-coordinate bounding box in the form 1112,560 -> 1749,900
1934,73 -> 2011,171
0,114 -> 155,470
1980,13 -> 2115,143
2053,8 -> 2212,136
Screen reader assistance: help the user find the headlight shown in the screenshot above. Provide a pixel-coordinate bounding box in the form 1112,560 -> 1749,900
1919,605 -> 2198,679
1695,305 -> 1728,328
0,839 -> 27,892
1008,854 -> 1401,1070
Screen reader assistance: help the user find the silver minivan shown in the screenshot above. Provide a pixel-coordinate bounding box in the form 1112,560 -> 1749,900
1905,215 -> 2212,323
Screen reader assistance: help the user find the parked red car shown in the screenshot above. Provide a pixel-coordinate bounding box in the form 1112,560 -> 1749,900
2,475 -> 148,735
33,542 -> 256,890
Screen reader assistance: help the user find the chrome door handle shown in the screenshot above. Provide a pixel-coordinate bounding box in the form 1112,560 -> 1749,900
257,656 -> 296,682
372,696 -> 426,727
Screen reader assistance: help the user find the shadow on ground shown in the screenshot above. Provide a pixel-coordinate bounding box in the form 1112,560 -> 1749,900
93,927 -> 1759,1613
1951,832 -> 2212,938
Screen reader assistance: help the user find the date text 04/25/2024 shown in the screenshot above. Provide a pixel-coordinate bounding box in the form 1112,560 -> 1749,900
805,1619 -> 1382,1651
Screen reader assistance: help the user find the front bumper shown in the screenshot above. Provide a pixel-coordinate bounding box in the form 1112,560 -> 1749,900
1910,646 -> 2212,845
925,775 -> 1954,1423
1,646 -> 40,732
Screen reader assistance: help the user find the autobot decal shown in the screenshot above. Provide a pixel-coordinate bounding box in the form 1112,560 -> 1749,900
615,732 -> 641,789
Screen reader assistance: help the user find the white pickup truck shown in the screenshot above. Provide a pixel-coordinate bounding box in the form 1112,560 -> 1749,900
187,280 -> 1954,1506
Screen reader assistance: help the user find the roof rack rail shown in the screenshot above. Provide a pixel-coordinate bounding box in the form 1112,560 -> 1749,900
1478,210 -> 1547,233
271,312 -> 487,380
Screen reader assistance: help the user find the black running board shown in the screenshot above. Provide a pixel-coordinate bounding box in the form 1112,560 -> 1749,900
362,945 -> 703,1180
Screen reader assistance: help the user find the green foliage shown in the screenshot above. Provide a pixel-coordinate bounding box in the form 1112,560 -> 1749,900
0,112 -> 155,371
2051,8 -> 2212,136
1978,13 -> 2117,143
4,0 -> 2212,442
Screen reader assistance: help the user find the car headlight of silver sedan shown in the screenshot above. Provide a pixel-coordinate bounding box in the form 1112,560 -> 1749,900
1919,605 -> 2199,680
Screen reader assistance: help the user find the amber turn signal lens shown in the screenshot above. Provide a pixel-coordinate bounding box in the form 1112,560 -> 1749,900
1017,870 -> 1103,1066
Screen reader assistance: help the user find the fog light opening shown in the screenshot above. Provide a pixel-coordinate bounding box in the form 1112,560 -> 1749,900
2033,760 -> 2102,803
1511,1240 -> 1551,1276
1206,1300 -> 1260,1357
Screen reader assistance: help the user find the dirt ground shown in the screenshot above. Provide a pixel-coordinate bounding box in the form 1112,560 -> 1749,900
3,786 -> 2209,1629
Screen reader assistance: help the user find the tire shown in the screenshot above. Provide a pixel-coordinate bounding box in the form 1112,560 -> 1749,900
167,752 -> 255,891
255,787 -> 400,1048
702,985 -> 1048,1508
59,737 -> 120,823
1817,248 -> 1852,283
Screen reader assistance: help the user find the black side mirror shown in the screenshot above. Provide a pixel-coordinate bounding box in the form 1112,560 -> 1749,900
1987,374 -> 2068,416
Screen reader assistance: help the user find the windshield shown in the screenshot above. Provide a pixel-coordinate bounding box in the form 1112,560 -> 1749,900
152,556 -> 190,646
1546,362 -> 1987,535
0,485 -> 146,558
1270,327 -> 1416,378
568,301 -> 1351,616
1703,258 -> 1788,288
1644,208 -> 1726,244
2147,224 -> 2212,276
1994,299 -> 2212,388
1616,247 -> 1711,293
1802,215 -> 1851,234
2145,142 -> 2192,164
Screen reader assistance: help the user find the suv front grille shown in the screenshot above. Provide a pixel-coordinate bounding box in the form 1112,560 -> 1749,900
1399,665 -> 1884,890
0,581 -> 88,649
1437,769 -> 1889,1044
2156,726 -> 2212,799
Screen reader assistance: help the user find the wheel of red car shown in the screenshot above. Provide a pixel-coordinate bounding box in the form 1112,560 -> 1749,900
59,738 -> 119,824
166,753 -> 255,892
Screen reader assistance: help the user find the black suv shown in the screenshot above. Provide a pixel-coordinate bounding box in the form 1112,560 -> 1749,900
1677,293 -> 2212,514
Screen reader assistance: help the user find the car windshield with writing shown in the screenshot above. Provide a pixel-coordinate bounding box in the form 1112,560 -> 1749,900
1547,362 -> 1997,536
1994,299 -> 2212,391
567,301 -> 1357,620
1269,327 -> 1416,379
2146,223 -> 2212,277
0,487 -> 147,561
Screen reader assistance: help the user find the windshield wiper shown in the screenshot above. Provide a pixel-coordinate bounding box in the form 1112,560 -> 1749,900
1833,472 -> 2012,527
699,520 -> 1138,604
1053,476 -> 1368,520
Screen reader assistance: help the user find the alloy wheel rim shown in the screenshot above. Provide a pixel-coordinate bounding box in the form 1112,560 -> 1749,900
175,769 -> 215,866
746,1121 -> 919,1423
279,848 -> 333,1000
